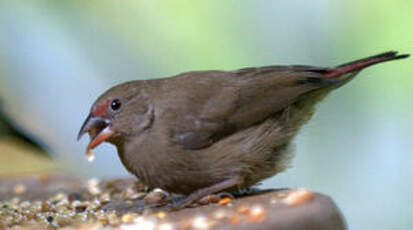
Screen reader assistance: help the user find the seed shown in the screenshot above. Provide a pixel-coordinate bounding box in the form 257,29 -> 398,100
284,189 -> 314,206
86,149 -> 96,162
68,192 -> 83,202
55,215 -> 71,227
10,197 -> 20,204
213,209 -> 230,220
13,184 -> 26,195
219,197 -> 232,206
20,201 -> 31,209
238,205 -> 250,214
99,216 -> 109,225
158,223 -> 174,230
247,205 -> 266,223
276,192 -> 287,198
41,202 -> 50,212
143,189 -> 167,204
99,192 -> 111,203
156,211 -> 167,219
121,213 -> 138,223
87,178 -> 101,195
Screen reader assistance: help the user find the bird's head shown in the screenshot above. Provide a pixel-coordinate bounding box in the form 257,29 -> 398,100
77,81 -> 154,156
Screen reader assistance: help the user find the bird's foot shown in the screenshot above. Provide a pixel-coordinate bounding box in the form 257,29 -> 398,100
161,196 -> 192,211
197,192 -> 235,205
161,192 -> 235,211
160,177 -> 242,211
231,187 -> 288,197
142,188 -> 170,207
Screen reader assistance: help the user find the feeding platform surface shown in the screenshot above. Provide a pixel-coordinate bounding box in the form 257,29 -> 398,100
0,175 -> 346,230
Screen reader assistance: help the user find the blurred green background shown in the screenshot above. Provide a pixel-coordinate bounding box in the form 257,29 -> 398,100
0,1 -> 412,229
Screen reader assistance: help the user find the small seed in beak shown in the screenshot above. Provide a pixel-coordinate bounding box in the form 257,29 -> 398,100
86,149 -> 95,162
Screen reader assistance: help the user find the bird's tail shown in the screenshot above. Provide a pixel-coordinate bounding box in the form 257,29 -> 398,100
324,51 -> 409,78
297,51 -> 409,104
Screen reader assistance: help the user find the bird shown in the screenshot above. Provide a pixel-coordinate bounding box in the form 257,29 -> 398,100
78,51 -> 409,209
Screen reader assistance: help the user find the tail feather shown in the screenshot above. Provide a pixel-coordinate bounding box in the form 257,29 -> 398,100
324,51 -> 409,78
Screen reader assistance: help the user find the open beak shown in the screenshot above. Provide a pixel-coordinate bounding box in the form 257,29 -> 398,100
78,114 -> 114,153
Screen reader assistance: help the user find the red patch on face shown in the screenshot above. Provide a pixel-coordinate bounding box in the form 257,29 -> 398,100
92,100 -> 110,117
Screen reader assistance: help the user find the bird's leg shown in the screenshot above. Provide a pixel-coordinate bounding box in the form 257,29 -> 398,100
231,187 -> 285,197
168,176 -> 242,210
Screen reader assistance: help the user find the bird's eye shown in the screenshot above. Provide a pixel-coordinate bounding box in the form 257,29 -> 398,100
110,99 -> 122,112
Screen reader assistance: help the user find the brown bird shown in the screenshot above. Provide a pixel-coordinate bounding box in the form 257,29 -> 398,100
78,51 -> 408,209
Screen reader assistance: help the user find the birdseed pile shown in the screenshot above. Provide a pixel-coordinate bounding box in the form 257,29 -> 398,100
0,177 -> 151,229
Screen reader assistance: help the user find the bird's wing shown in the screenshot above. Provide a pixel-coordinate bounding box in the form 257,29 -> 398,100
164,65 -> 334,150
162,51 -> 409,150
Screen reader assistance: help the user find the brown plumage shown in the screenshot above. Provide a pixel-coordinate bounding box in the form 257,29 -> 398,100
78,51 -> 409,208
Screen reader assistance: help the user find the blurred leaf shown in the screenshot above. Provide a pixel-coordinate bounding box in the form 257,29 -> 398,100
0,136 -> 56,175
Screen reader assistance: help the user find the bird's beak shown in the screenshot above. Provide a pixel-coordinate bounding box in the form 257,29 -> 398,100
77,114 -> 114,152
